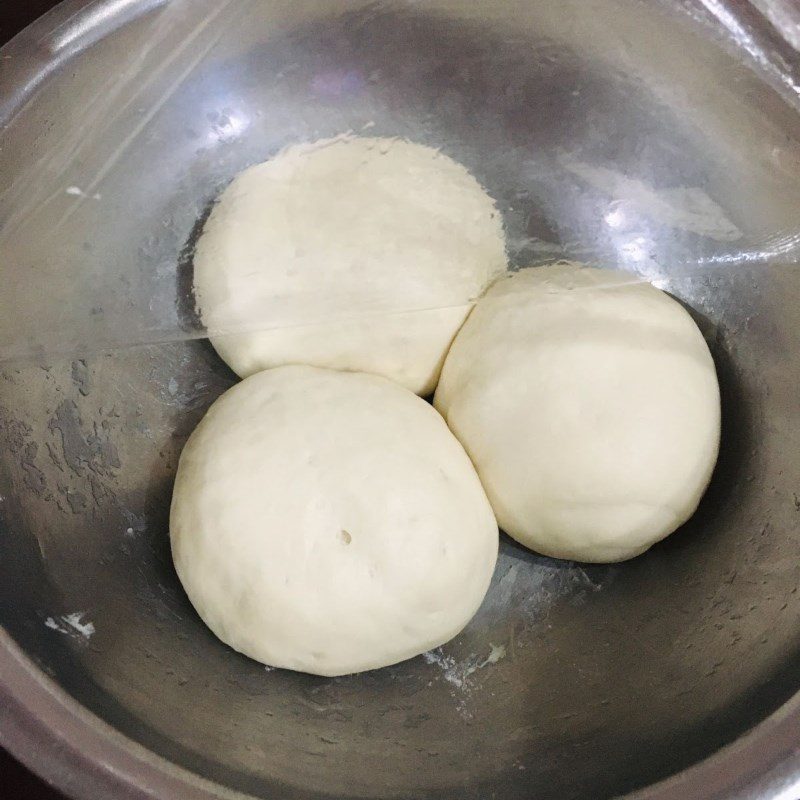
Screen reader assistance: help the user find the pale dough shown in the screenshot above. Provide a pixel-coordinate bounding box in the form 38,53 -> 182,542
435,264 -> 721,563
170,365 -> 498,676
193,136 -> 508,395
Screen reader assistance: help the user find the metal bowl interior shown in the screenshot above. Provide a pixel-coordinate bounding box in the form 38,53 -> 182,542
1,2 -> 800,799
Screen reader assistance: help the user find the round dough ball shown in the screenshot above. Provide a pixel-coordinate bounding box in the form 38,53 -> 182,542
434,264 -> 721,563
193,135 -> 507,395
171,365 -> 498,676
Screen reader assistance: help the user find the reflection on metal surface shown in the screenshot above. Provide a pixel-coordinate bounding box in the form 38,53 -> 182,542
681,0 -> 800,106
687,230 -> 800,266
205,110 -> 250,144
752,0 -> 800,52
560,156 -> 742,242
1,2 -> 800,800
49,0 -> 157,51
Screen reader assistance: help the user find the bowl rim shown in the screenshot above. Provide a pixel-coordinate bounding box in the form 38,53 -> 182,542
2,1 -> 800,799
4,622 -> 800,800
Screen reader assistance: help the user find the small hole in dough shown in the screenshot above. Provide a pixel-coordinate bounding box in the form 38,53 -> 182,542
340,530 -> 352,545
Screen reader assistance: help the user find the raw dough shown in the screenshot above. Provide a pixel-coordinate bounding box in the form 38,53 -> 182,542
170,365 -> 498,676
435,264 -> 721,563
193,136 -> 507,395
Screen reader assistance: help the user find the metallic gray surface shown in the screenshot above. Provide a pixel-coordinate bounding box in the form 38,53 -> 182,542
1,1 -> 800,799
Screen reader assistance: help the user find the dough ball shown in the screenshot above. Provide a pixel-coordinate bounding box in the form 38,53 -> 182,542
193,136 -> 507,395
435,264 -> 721,563
171,365 -> 498,676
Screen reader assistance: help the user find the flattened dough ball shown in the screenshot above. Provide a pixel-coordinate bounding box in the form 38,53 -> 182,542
435,264 -> 720,563
171,366 -> 498,676
193,136 -> 507,395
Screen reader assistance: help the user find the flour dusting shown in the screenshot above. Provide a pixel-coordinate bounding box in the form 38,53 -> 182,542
45,612 -> 95,640
423,648 -> 465,688
423,641 -> 508,719
480,642 -> 506,668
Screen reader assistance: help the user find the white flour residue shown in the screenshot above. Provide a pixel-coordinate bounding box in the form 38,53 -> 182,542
423,648 -> 466,688
480,642 -> 507,668
45,612 -> 95,640
560,155 -> 742,242
495,561 -> 522,604
422,553 -> 614,719
491,556 -> 610,624
423,642 -> 508,719
65,186 -> 102,200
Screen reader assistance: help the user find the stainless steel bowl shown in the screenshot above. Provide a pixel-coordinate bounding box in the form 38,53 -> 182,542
2,1 -> 800,799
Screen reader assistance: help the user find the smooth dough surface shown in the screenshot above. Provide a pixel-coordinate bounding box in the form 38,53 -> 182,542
434,264 -> 721,563
171,366 -> 498,676
193,136 -> 507,395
